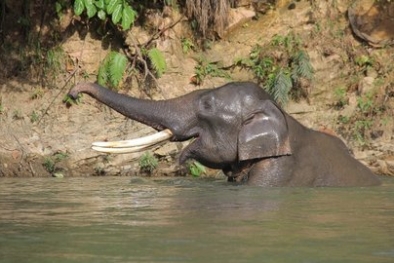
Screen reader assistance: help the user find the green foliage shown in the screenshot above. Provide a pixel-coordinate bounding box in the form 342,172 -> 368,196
30,111 -> 40,123
139,152 -> 159,174
337,90 -> 383,146
73,0 -> 137,30
235,33 -> 314,106
291,50 -> 314,81
334,86 -> 348,108
357,92 -> 374,113
266,69 -> 293,106
338,115 -> 350,124
69,1 -> 167,89
97,48 -> 167,88
43,157 -> 56,173
147,48 -> 167,77
354,119 -> 372,144
41,47 -> 63,86
43,152 -> 68,174
193,57 -> 231,85
63,94 -> 80,106
181,38 -> 195,54
46,46 -> 64,74
271,33 -> 302,53
55,1 -> 65,17
54,152 -> 69,161
109,52 -> 128,86
98,51 -> 128,89
0,97 -> 4,116
188,161 -> 206,177
355,55 -> 373,68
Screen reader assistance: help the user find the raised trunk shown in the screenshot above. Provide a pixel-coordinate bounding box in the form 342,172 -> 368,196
69,83 -> 204,140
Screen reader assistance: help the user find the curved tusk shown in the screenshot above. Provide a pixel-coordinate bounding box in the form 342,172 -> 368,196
91,129 -> 173,154
92,145 -> 148,154
92,129 -> 173,148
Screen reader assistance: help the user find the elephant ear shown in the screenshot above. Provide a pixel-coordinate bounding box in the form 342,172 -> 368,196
238,100 -> 292,161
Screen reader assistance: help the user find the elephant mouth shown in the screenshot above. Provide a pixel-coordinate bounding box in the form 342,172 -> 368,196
91,129 -> 174,154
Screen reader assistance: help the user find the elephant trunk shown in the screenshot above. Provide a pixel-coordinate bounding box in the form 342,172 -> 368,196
68,83 -> 202,140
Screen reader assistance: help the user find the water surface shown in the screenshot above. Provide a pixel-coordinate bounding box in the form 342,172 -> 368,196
1,176 -> 393,263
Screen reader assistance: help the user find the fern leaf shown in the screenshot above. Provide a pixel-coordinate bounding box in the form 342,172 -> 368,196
97,55 -> 110,86
272,69 -> 292,106
109,52 -> 127,88
97,63 -> 108,86
292,50 -> 314,80
148,48 -> 167,77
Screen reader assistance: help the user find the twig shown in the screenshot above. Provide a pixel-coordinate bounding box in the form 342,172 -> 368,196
28,161 -> 37,177
37,66 -> 79,124
0,144 -> 18,151
143,15 -> 185,47
126,34 -> 162,96
38,37 -> 86,124
124,15 -> 185,98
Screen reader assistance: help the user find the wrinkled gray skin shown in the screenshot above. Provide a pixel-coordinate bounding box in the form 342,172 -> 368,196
68,82 -> 380,187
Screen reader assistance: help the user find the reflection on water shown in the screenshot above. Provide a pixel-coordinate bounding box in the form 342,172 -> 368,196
1,176 -> 394,263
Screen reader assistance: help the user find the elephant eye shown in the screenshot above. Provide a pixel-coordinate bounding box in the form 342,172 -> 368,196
200,96 -> 214,112
202,100 -> 212,110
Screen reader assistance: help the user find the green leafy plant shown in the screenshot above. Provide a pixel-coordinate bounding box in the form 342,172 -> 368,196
98,51 -> 128,89
43,152 -> 69,174
139,152 -> 159,174
147,48 -> 167,77
188,161 -> 206,177
0,97 -> 4,115
94,165 -> 105,176
97,48 -> 167,88
63,94 -> 80,106
30,111 -> 39,123
73,0 -> 137,30
334,86 -> 348,108
291,50 -> 314,81
43,157 -> 56,173
181,38 -> 195,54
354,119 -> 372,144
357,92 -> 374,113
266,69 -> 293,106
193,57 -> 231,85
355,55 -> 372,68
235,33 -> 314,106
271,33 -> 302,53
338,115 -> 350,124
54,152 -> 69,161
337,88 -> 383,146
69,1 -> 168,91
46,46 -> 64,73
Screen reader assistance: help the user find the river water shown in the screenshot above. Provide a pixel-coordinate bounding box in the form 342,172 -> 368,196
0,176 -> 393,263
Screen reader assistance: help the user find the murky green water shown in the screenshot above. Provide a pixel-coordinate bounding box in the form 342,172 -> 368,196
0,176 -> 393,263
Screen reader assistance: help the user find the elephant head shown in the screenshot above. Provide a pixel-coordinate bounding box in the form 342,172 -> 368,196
68,82 -> 380,187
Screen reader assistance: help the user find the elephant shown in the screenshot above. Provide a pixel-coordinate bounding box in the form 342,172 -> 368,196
68,81 -> 381,187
